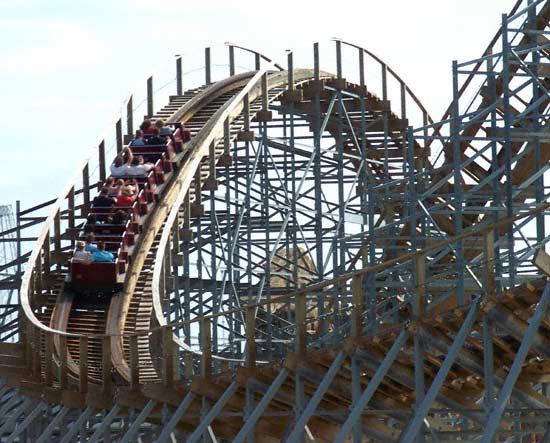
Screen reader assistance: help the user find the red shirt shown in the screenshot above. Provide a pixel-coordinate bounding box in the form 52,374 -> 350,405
116,195 -> 135,207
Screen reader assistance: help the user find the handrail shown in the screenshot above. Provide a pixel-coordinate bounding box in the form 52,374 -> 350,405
338,40 -> 434,127
225,42 -> 285,71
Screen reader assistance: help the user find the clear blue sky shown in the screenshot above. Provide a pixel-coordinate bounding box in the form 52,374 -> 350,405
0,0 -> 511,211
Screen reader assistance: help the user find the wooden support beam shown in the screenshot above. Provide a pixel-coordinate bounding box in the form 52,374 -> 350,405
44,333 -> 53,386
102,336 -> 112,396
98,140 -> 106,183
82,164 -> 90,216
130,334 -> 139,390
59,335 -> 68,390
79,336 -> 88,394
162,326 -> 174,387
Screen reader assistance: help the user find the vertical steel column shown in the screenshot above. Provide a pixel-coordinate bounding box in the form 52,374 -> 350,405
147,76 -> 153,118
500,14 -> 515,288
451,60 -> 465,305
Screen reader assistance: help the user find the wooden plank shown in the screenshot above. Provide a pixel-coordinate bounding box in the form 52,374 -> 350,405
79,336 -> 88,394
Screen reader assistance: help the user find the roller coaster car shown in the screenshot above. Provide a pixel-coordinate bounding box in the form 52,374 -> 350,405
68,260 -> 124,295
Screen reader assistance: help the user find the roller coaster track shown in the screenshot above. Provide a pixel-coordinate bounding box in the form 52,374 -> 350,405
2,1 -> 550,441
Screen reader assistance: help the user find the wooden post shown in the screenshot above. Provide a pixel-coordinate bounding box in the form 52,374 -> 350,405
130,334 -> 139,390
45,333 -> 53,386
162,327 -> 174,387
98,140 -> 106,183
176,57 -> 183,95
116,118 -> 123,153
352,274 -> 364,338
59,335 -> 68,389
82,164 -> 90,215
295,294 -> 306,355
205,47 -> 211,84
102,336 -> 112,395
79,336 -> 88,393
68,186 -> 75,248
32,327 -> 41,377
229,45 -> 235,76
185,352 -> 194,379
201,318 -> 212,377
126,95 -> 134,137
42,232 -> 50,278
54,210 -> 61,254
246,306 -> 256,369
147,76 -> 154,117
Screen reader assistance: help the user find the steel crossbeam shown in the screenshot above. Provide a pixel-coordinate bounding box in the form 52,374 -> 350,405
119,400 -> 156,443
482,282 -> 550,442
233,368 -> 289,443
154,392 -> 195,443
333,330 -> 408,443
60,406 -> 94,443
399,300 -> 480,442
35,406 -> 70,443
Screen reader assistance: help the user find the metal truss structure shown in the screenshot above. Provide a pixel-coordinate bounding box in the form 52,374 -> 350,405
2,0 -> 550,441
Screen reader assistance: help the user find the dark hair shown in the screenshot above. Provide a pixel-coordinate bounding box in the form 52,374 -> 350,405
100,187 -> 109,195
140,119 -> 151,131
86,233 -> 95,242
131,157 -> 140,166
113,155 -> 124,167
136,129 -> 144,137
97,241 -> 106,251
152,128 -> 160,136
112,210 -> 127,225
87,214 -> 97,224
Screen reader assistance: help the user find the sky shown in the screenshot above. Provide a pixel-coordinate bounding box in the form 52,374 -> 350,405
0,0 -> 516,214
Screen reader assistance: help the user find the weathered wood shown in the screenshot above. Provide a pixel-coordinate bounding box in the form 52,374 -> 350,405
116,118 -> 123,154
79,336 -> 88,393
82,164 -> 90,215
130,334 -> 139,390
162,327 -> 174,387
98,140 -> 106,182
533,247 -> 550,277
59,335 -> 68,389
44,333 -> 53,386
102,336 -> 112,395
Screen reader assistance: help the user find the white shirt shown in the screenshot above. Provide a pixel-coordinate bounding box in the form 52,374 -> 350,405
110,163 -> 129,177
126,164 -> 154,177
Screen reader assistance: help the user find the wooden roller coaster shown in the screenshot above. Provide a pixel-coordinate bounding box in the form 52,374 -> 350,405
2,1 -> 550,441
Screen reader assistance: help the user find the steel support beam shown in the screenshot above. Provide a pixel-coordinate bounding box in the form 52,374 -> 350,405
482,283 -> 550,442
399,300 -> 479,442
334,329 -> 408,443
286,351 -> 346,443
154,392 -> 195,443
187,382 -> 237,443
233,368 -> 289,443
